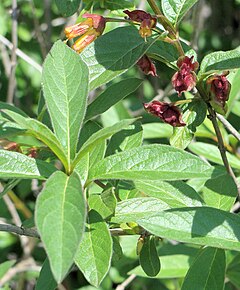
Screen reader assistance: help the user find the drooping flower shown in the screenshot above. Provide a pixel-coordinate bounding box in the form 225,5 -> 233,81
144,100 -> 186,127
64,13 -> 106,53
137,55 -> 157,76
172,56 -> 199,96
206,72 -> 231,114
124,10 -> 157,38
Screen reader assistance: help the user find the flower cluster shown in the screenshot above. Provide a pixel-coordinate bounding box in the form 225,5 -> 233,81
172,56 -> 199,96
137,55 -> 157,76
64,13 -> 106,53
144,101 -> 186,127
206,72 -> 231,114
124,10 -> 157,38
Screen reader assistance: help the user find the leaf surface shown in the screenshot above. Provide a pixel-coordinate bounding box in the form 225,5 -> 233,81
35,171 -> 86,283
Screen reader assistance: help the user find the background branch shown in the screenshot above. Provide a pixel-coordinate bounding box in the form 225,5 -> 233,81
216,113 -> 240,142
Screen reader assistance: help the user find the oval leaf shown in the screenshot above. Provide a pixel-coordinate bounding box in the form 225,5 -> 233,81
35,171 -> 86,283
88,144 -> 213,181
42,40 -> 89,163
55,0 -> 80,16
139,236 -> 161,277
138,207 -> 240,251
75,210 -> 113,287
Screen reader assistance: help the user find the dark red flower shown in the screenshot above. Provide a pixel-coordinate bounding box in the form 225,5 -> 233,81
206,72 -> 231,114
64,14 -> 106,53
137,55 -> 157,76
124,10 -> 157,38
172,56 -> 199,96
143,101 -> 186,127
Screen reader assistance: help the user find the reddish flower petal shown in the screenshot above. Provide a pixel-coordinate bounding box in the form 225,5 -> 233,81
137,55 -> 157,76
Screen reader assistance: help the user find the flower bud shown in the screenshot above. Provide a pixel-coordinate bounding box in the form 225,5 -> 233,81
144,101 -> 186,127
124,10 -> 157,38
137,55 -> 157,76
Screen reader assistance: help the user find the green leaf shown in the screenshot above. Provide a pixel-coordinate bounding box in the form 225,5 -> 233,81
85,78 -> 142,122
106,122 -> 143,156
42,40 -> 89,165
202,173 -> 237,211
2,110 -> 68,170
161,0 -> 199,26
75,210 -> 113,287
134,180 -> 203,208
35,259 -> 57,290
111,197 -> 169,223
55,0 -> 80,16
74,153 -> 89,187
170,100 -> 207,149
181,247 -> 226,290
88,144 -> 213,181
0,179 -> 20,199
0,150 -> 55,179
112,236 -> 123,264
227,253 -> 240,288
88,188 -> 117,220
73,119 -> 137,168
138,207 -> 240,251
199,47 -> 240,75
0,260 -> 16,279
0,101 -> 28,118
139,236 -> 161,277
100,0 -> 134,10
188,142 -> 240,169
35,171 -> 86,283
81,26 -> 157,91
142,123 -> 172,139
129,254 -> 191,278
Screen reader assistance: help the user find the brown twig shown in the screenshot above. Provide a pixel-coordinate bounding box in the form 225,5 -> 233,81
7,0 -> 18,104
94,180 -> 106,189
0,223 -> 40,239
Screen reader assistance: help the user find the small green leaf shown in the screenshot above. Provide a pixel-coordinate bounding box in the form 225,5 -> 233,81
134,180 -> 203,208
170,100 -> 207,149
227,253 -> 240,288
2,110 -> 68,170
0,260 -> 16,279
85,78 -> 142,122
88,144 -> 213,181
138,207 -> 240,251
0,179 -> 20,199
74,153 -> 89,187
35,171 -> 86,283
0,150 -> 55,179
75,210 -> 113,287
112,236 -> 123,264
81,26 -> 157,91
188,142 -> 240,169
199,47 -> 240,76
181,247 -> 226,290
202,173 -> 237,211
55,0 -> 80,16
100,0 -> 134,10
35,259 -> 57,290
111,197 -> 169,223
142,123 -> 172,139
73,119 -> 137,168
161,0 -> 199,26
139,236 -> 161,277
42,40 -> 89,165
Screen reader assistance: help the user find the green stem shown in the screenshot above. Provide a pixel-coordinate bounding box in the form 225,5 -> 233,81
173,99 -> 193,106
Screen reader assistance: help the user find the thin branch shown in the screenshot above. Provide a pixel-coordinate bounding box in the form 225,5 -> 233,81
0,223 -> 40,239
0,258 -> 41,286
0,35 -> 42,73
116,274 -> 137,290
94,180 -> 106,189
110,228 -> 127,236
216,113 -> 240,142
7,0 -> 18,104
207,106 -> 240,197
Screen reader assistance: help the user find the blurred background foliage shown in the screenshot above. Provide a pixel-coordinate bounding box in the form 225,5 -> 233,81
0,0 -> 240,289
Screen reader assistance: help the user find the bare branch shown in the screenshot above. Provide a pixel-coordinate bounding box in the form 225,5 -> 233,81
0,223 -> 40,239
7,0 -> 18,104
216,113 -> 240,142
116,274 -> 137,290
0,35 -> 42,73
